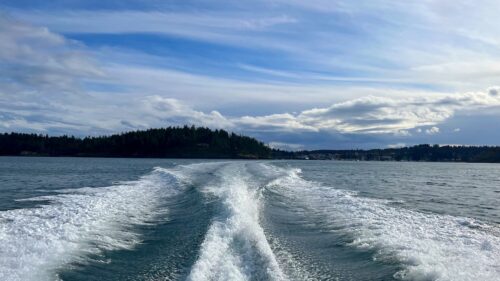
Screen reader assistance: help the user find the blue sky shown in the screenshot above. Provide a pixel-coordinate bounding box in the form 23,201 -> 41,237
1,0 -> 500,149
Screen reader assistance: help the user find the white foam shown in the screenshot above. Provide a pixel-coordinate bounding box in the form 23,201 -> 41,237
266,165 -> 500,281
187,163 -> 286,281
0,167 -> 182,281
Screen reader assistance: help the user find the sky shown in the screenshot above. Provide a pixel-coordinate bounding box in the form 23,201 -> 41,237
1,0 -> 500,149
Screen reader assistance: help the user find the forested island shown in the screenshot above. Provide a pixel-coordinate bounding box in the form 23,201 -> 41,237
1,126 -> 500,162
296,145 -> 500,163
0,126 -> 283,159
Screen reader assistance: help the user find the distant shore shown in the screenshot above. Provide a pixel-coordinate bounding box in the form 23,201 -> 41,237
293,144 -> 500,163
2,127 -> 500,163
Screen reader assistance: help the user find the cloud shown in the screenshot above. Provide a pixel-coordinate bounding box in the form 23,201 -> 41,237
103,64 -> 361,107
12,10 -> 298,52
18,10 -> 297,34
9,5 -> 499,90
140,95 -> 232,129
238,113 -> 317,132
0,15 -> 103,92
489,87 -> 499,97
425,126 -> 440,135
123,88 -> 500,137
3,7 -> 500,148
267,141 -> 304,151
1,14 -> 499,144
8,1 -> 500,95
235,89 -> 500,135
387,143 -> 406,148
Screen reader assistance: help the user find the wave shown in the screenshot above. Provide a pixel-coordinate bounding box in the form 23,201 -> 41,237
265,165 -> 500,281
187,163 -> 285,281
4,161 -> 498,281
0,167 -> 183,281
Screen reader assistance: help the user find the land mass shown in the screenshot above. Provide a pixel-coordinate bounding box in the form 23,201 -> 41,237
0,126 -> 279,159
1,126 -> 500,162
294,145 -> 500,163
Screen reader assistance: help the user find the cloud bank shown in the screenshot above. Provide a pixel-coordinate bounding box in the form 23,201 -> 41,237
2,1 -> 500,148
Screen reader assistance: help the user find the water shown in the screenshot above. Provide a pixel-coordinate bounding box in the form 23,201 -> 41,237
0,157 -> 499,281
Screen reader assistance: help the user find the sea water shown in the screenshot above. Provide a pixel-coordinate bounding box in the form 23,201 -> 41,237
0,157 -> 499,281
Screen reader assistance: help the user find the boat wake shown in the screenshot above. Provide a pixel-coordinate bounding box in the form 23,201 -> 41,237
0,167 -> 183,281
187,164 -> 285,281
265,165 -> 500,281
1,161 -> 499,281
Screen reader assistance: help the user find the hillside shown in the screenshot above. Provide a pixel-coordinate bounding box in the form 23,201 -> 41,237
2,128 -> 500,162
296,144 -> 500,163
0,126 -> 287,159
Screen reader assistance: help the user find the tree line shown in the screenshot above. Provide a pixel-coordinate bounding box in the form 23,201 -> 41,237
297,144 -> 500,163
1,128 -> 499,162
0,126 -> 288,159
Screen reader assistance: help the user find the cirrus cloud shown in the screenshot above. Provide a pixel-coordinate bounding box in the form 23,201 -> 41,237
2,10 -> 500,148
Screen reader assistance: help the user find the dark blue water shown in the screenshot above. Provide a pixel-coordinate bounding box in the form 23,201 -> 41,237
0,157 -> 499,281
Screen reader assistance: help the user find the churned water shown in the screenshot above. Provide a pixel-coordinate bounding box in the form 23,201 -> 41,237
0,157 -> 499,281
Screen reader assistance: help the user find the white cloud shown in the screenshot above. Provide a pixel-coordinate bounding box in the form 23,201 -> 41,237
238,113 -> 317,132
17,10 -> 297,34
12,10 -> 298,52
0,15 -> 108,133
0,15 -> 103,92
232,88 -> 500,135
11,5 -> 500,93
2,11 -> 500,148
425,126 -> 440,135
104,65 -> 362,107
387,143 -> 406,148
267,142 -> 304,151
140,95 -> 233,129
